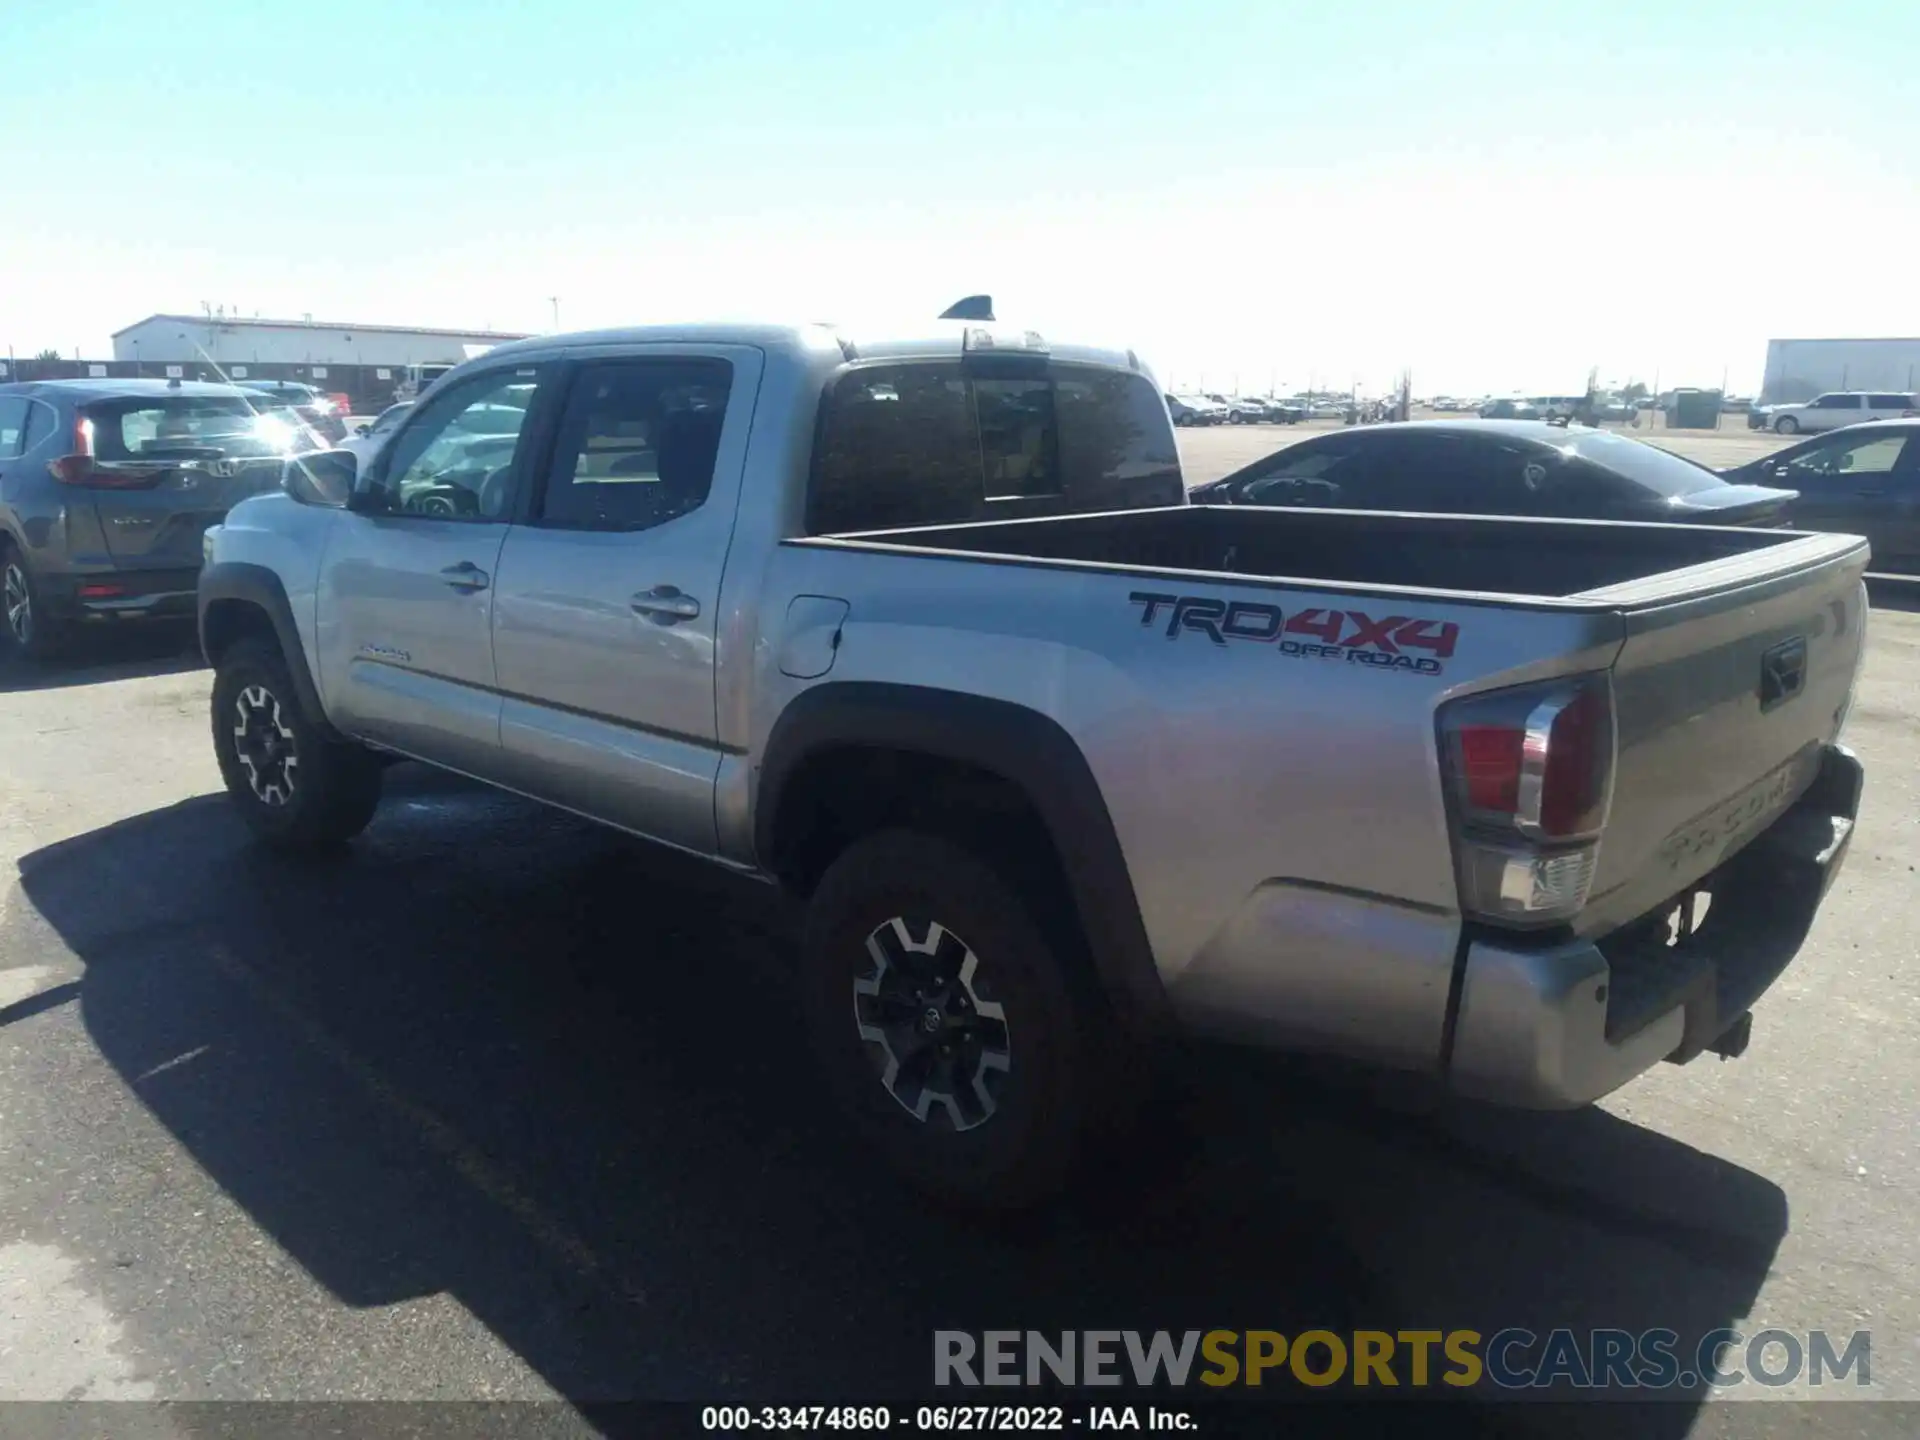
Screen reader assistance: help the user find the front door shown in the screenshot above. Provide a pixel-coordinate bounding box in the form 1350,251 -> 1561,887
316,362 -> 557,775
1773,427 -> 1918,570
488,347 -> 761,856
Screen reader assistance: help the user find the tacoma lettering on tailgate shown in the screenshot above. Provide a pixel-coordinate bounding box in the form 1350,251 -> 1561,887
1128,592 -> 1459,675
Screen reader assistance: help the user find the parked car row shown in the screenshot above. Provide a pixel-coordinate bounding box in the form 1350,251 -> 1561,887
1164,392 -> 1307,426
232,379 -> 350,444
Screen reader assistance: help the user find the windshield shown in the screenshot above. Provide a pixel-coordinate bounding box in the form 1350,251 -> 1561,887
1555,427 -> 1725,498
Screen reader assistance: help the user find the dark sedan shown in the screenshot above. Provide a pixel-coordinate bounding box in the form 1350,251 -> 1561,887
1189,420 -> 1798,529
1721,419 -> 1920,574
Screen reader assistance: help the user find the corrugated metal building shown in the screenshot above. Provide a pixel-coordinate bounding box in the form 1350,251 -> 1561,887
1761,337 -> 1920,404
110,314 -> 529,368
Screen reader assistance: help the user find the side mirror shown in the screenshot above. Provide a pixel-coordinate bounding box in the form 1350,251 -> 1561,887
354,422 -> 372,436
281,449 -> 357,508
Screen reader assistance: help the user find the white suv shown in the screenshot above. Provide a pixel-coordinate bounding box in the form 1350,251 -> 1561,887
1756,391 -> 1918,435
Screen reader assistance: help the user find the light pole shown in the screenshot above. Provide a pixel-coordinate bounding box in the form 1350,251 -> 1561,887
549,296 -> 560,331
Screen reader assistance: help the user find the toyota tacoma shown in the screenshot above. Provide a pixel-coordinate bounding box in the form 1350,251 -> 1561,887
198,317 -> 1868,1208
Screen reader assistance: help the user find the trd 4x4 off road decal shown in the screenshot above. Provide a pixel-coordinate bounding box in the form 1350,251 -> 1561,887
1128,592 -> 1458,675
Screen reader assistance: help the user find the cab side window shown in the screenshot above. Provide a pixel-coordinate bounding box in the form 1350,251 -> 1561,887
536,359 -> 732,532
1783,434 -> 1910,485
370,366 -> 551,521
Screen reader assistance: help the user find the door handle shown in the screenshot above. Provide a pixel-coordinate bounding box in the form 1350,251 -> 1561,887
631,584 -> 701,623
440,561 -> 490,593
1855,488 -> 1887,498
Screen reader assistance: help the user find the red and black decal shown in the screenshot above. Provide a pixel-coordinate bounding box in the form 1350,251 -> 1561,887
1128,591 -> 1459,674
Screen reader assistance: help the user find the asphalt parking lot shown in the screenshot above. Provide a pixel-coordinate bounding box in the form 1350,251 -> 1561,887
0,440 -> 1915,1434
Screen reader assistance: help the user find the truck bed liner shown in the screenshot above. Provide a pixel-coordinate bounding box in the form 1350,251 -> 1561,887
824,504 -> 1811,601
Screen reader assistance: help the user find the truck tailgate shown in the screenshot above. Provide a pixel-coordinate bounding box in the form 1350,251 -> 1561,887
1577,533 -> 1868,935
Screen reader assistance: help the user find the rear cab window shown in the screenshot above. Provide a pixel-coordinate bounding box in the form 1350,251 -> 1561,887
806,360 -> 1182,534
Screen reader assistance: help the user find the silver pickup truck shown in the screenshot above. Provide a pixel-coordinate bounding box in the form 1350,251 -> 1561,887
198,320 -> 1868,1209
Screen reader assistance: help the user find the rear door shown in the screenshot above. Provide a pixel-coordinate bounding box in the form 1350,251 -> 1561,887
316,362 -> 557,774
488,347 -> 759,855
1771,428 -> 1914,564
1866,392 -> 1917,422
1807,394 -> 1865,432
1873,433 -> 1920,572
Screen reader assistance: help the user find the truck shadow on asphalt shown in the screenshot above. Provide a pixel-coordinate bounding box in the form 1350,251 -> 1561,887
0,623 -> 203,694
17,768 -> 1792,1437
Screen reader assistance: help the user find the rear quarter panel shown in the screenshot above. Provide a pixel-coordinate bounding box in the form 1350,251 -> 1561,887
754,540 -> 1626,1028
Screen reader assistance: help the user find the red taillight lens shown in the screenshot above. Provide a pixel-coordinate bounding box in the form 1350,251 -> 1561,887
1442,675 -> 1613,841
1538,682 -> 1608,837
51,416 -> 100,485
48,454 -> 95,485
1455,724 -> 1523,815
1439,674 -> 1615,926
49,456 -> 172,489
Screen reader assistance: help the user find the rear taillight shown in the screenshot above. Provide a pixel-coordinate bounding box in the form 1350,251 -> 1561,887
50,459 -> 173,489
1438,673 -> 1616,926
48,416 -> 96,483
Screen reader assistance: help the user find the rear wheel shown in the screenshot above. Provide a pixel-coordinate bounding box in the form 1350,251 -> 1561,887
1774,415 -> 1799,435
800,830 -> 1092,1212
212,638 -> 384,849
1,542 -> 70,662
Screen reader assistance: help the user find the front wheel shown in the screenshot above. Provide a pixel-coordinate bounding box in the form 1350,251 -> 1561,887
212,638 -> 384,849
1774,415 -> 1799,434
800,830 -> 1092,1212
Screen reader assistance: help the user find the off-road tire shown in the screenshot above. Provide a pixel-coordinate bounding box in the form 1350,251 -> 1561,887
800,829 -> 1093,1213
212,638 -> 383,849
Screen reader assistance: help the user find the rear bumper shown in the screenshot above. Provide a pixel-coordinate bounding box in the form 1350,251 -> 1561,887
1447,742 -> 1862,1108
43,567 -> 201,624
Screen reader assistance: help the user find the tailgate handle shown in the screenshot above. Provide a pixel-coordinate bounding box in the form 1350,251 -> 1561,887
1758,637 -> 1808,711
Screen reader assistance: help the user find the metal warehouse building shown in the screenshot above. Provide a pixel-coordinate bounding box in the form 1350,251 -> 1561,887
110,314 -> 529,368
1761,337 -> 1920,405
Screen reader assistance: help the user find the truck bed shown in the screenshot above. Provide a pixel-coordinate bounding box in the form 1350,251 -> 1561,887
795,501 -> 1867,962
826,504 -> 1818,602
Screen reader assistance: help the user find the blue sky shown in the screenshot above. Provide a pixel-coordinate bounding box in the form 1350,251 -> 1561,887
3,0 -> 1915,393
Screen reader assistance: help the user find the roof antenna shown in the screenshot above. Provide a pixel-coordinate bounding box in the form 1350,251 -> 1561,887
939,294 -> 994,322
